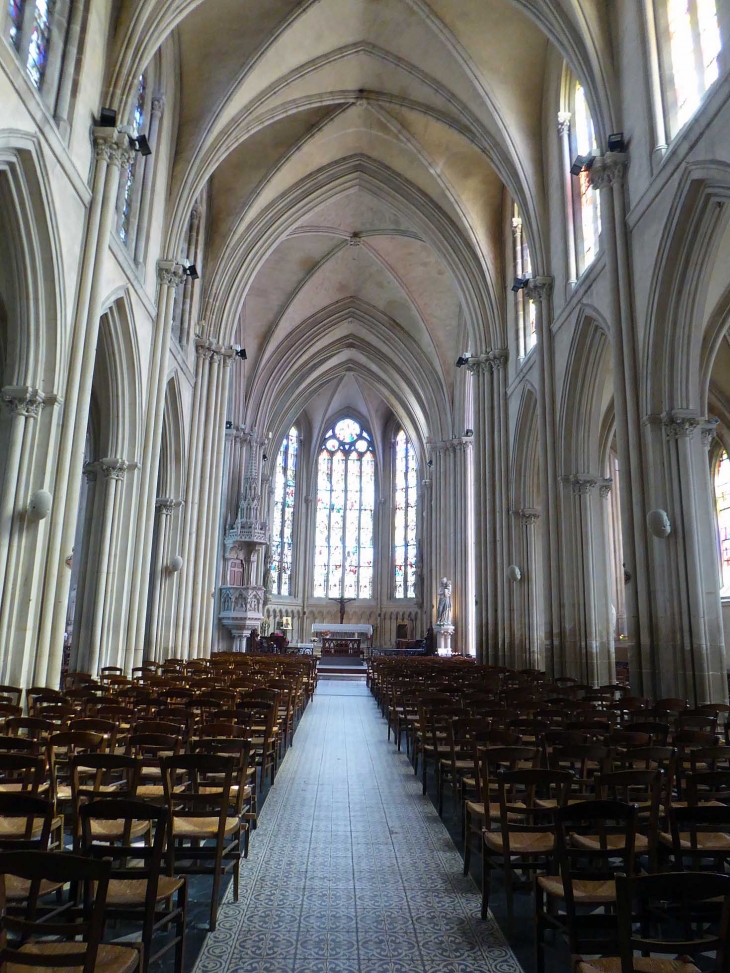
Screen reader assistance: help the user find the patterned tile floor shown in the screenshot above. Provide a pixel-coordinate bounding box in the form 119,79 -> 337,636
193,680 -> 523,973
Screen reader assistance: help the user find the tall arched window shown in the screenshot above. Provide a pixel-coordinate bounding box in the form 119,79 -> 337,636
512,202 -> 536,359
656,0 -> 722,136
119,74 -> 147,246
8,0 -> 25,49
270,427 -> 298,596
393,430 -> 418,599
314,418 -> 375,599
714,447 -> 730,594
572,81 -> 601,273
25,0 -> 54,88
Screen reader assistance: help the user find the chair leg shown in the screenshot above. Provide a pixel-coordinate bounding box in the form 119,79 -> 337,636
174,881 -> 187,973
463,809 -> 471,875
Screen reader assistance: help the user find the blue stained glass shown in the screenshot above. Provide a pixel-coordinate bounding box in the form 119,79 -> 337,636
119,74 -> 146,244
271,427 -> 298,596
8,0 -> 24,50
313,417 -> 375,599
26,0 -> 54,88
393,430 -> 418,598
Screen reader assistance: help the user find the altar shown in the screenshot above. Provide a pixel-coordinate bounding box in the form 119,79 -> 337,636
312,623 -> 373,654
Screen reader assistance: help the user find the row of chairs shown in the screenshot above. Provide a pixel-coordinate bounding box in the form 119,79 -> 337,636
373,657 -> 730,971
0,653 -> 316,973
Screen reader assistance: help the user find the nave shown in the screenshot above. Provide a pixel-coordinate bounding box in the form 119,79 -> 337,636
194,679 -> 522,973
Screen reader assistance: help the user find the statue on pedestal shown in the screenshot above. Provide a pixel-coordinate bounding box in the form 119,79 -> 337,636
436,578 -> 452,626
435,577 -> 454,654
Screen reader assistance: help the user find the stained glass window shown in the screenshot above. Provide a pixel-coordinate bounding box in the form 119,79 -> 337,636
270,427 -> 298,596
715,448 -> 730,595
313,418 -> 375,599
393,430 -> 418,599
574,82 -> 601,271
26,0 -> 55,88
665,0 -> 721,131
8,0 -> 24,50
513,202 -> 537,357
119,74 -> 146,245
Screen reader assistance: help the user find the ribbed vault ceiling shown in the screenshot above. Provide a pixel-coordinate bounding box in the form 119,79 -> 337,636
108,0 -> 611,446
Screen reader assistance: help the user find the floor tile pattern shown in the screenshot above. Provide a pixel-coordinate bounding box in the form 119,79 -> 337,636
193,680 -> 523,973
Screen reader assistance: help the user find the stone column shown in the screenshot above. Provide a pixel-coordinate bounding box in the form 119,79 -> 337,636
527,276 -> 559,679
661,411 -> 726,703
590,153 -> 653,696
493,350 -> 510,666
129,260 -> 185,671
520,508 -> 541,670
149,497 -> 175,663
557,113 -> 578,290
190,347 -> 221,656
175,339 -> 211,657
179,202 -> 202,348
453,437 -> 475,655
466,355 -> 495,663
36,129 -> 132,687
87,459 -> 127,677
201,349 -> 234,653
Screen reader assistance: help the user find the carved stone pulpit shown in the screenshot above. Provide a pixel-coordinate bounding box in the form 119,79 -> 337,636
219,448 -> 268,650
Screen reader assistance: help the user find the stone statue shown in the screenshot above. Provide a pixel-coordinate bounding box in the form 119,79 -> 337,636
436,577 -> 452,626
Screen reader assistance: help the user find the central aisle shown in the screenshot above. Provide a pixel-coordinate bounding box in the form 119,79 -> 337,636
194,681 -> 523,973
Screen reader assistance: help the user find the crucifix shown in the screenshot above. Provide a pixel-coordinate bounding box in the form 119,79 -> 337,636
329,595 -> 357,625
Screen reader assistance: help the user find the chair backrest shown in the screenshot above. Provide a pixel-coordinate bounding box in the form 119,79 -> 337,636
0,736 -> 39,755
0,754 -> 45,794
669,803 -> 730,867
160,753 -> 235,834
494,767 -> 573,836
80,798 -> 168,910
684,769 -> 730,806
0,850 -> 112,973
4,717 -> 52,742
625,720 -> 670,745
616,871 -> 730,972
0,793 -> 53,849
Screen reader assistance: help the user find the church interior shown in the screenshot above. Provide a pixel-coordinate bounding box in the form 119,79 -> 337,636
2,0 -> 730,970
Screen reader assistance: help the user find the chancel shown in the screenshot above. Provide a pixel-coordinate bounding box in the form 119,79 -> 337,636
2,0 -> 730,971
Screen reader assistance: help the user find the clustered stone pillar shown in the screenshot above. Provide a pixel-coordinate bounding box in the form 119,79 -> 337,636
35,128 -> 132,688
467,351 -> 510,664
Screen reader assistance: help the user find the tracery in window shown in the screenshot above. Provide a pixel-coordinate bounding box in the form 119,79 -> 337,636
8,0 -> 24,49
314,418 -> 375,599
270,427 -> 298,596
573,82 -> 601,271
664,0 -> 721,131
25,0 -> 54,89
119,74 -> 146,246
393,430 -> 418,599
715,448 -> 730,594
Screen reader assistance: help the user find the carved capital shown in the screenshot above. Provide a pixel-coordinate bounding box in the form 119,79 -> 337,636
83,462 -> 98,484
465,354 -> 493,376
93,129 -> 133,170
557,111 -> 571,138
101,458 -> 128,481
571,474 -> 598,496
662,410 -> 701,440
587,152 -> 628,191
157,260 -> 185,288
525,276 -> 554,303
195,338 -> 214,361
511,216 -> 522,235
156,496 -> 176,516
2,386 -> 44,418
490,349 -> 509,370
519,507 -> 540,525
701,416 -> 720,450
151,95 -> 165,116
221,348 -> 236,369
599,477 -> 613,499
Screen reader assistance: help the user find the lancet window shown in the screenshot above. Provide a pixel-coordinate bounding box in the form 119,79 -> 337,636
573,81 -> 601,273
8,0 -> 24,49
715,447 -> 730,595
393,430 -> 417,599
512,202 -> 536,359
657,0 -> 722,135
119,73 -> 147,246
25,0 -> 54,88
270,427 -> 298,596
314,418 -> 375,600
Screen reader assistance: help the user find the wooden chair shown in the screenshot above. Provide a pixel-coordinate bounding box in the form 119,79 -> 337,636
666,798 -> 730,869
572,871 -> 730,972
161,753 -> 244,931
126,733 -> 182,800
0,850 -> 139,973
536,800 -> 638,973
80,799 -> 186,973
482,767 -> 573,926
